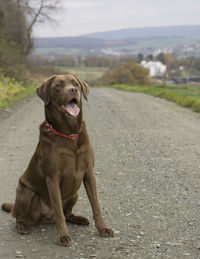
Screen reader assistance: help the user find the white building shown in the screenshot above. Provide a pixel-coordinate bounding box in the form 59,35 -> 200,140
140,60 -> 167,77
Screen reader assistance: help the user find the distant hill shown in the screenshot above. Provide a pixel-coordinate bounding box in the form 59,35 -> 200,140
34,36 -> 106,49
33,25 -> 200,57
83,25 -> 200,40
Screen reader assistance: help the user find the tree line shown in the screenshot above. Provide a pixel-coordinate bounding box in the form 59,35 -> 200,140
31,52 -> 200,78
0,0 -> 61,78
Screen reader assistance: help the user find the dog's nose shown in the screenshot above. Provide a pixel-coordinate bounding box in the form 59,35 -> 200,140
69,87 -> 78,94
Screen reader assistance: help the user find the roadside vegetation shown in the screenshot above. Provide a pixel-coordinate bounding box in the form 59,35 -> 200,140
97,59 -> 200,114
0,0 -> 62,109
0,75 -> 35,109
107,84 -> 200,113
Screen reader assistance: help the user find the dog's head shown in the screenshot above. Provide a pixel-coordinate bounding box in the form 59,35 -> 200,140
36,74 -> 89,117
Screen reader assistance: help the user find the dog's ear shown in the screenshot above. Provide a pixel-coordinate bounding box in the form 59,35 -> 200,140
80,80 -> 90,101
36,75 -> 55,105
72,74 -> 90,101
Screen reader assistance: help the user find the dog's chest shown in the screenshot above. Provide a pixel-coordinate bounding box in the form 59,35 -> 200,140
58,145 -> 91,193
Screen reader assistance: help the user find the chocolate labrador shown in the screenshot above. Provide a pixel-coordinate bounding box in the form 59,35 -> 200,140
1,73 -> 114,246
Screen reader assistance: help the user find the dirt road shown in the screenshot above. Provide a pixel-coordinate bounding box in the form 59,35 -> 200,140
0,88 -> 200,259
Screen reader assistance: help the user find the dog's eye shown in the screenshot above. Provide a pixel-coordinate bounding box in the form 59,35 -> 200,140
55,81 -> 64,88
54,84 -> 60,92
72,80 -> 79,87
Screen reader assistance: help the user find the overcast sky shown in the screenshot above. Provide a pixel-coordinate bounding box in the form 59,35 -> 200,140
33,0 -> 200,38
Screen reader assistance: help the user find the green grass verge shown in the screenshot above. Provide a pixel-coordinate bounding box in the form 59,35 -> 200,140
107,84 -> 200,113
0,76 -> 36,109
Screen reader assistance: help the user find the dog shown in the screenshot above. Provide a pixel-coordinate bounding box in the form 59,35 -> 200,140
1,73 -> 114,246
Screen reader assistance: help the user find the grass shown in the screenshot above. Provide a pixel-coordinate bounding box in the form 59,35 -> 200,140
57,66 -> 107,84
107,84 -> 200,113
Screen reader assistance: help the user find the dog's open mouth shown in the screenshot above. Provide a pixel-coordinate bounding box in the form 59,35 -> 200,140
61,98 -> 80,117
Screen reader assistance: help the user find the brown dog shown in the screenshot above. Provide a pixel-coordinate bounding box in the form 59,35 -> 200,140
1,73 -> 114,246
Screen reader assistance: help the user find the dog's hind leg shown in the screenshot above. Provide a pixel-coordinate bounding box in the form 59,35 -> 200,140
63,194 -> 90,225
12,182 -> 41,234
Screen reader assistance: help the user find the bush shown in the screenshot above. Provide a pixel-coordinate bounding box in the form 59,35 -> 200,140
101,62 -> 150,86
0,73 -> 36,109
0,75 -> 25,102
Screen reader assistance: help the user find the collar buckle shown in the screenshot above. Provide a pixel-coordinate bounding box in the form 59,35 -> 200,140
45,122 -> 52,132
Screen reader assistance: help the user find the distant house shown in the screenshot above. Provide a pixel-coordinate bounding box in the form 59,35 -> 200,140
140,60 -> 167,77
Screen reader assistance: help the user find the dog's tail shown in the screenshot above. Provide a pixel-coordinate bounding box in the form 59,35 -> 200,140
1,202 -> 14,213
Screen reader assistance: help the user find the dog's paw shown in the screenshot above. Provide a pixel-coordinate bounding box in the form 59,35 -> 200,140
98,227 -> 115,237
57,234 -> 72,246
16,223 -> 31,235
66,214 -> 90,225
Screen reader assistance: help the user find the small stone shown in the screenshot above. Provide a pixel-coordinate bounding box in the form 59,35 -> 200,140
89,255 -> 97,258
16,255 -> 23,258
115,230 -> 120,235
139,231 -> 145,236
156,243 -> 160,248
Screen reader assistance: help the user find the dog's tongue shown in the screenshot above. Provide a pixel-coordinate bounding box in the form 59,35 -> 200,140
65,102 -> 80,116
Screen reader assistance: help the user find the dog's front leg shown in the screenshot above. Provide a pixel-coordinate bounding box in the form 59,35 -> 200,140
83,170 -> 114,237
46,177 -> 72,246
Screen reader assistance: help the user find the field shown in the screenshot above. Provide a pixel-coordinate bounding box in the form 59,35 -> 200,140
33,48 -> 84,56
57,66 -> 108,84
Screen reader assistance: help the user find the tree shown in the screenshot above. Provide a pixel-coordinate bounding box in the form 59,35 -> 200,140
0,0 -> 63,57
102,62 -> 150,86
17,0 -> 63,55
137,53 -> 144,63
163,53 -> 175,70
156,52 -> 176,70
156,53 -> 165,64
0,0 -> 63,77
0,0 -> 28,55
147,54 -> 154,61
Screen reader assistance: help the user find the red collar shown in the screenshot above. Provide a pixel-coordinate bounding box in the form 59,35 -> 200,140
45,120 -> 82,140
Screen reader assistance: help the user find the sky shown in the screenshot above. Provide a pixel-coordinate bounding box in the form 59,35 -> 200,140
33,0 -> 200,38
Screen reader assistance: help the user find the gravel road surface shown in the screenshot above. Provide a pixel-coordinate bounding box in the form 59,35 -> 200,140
0,88 -> 200,259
